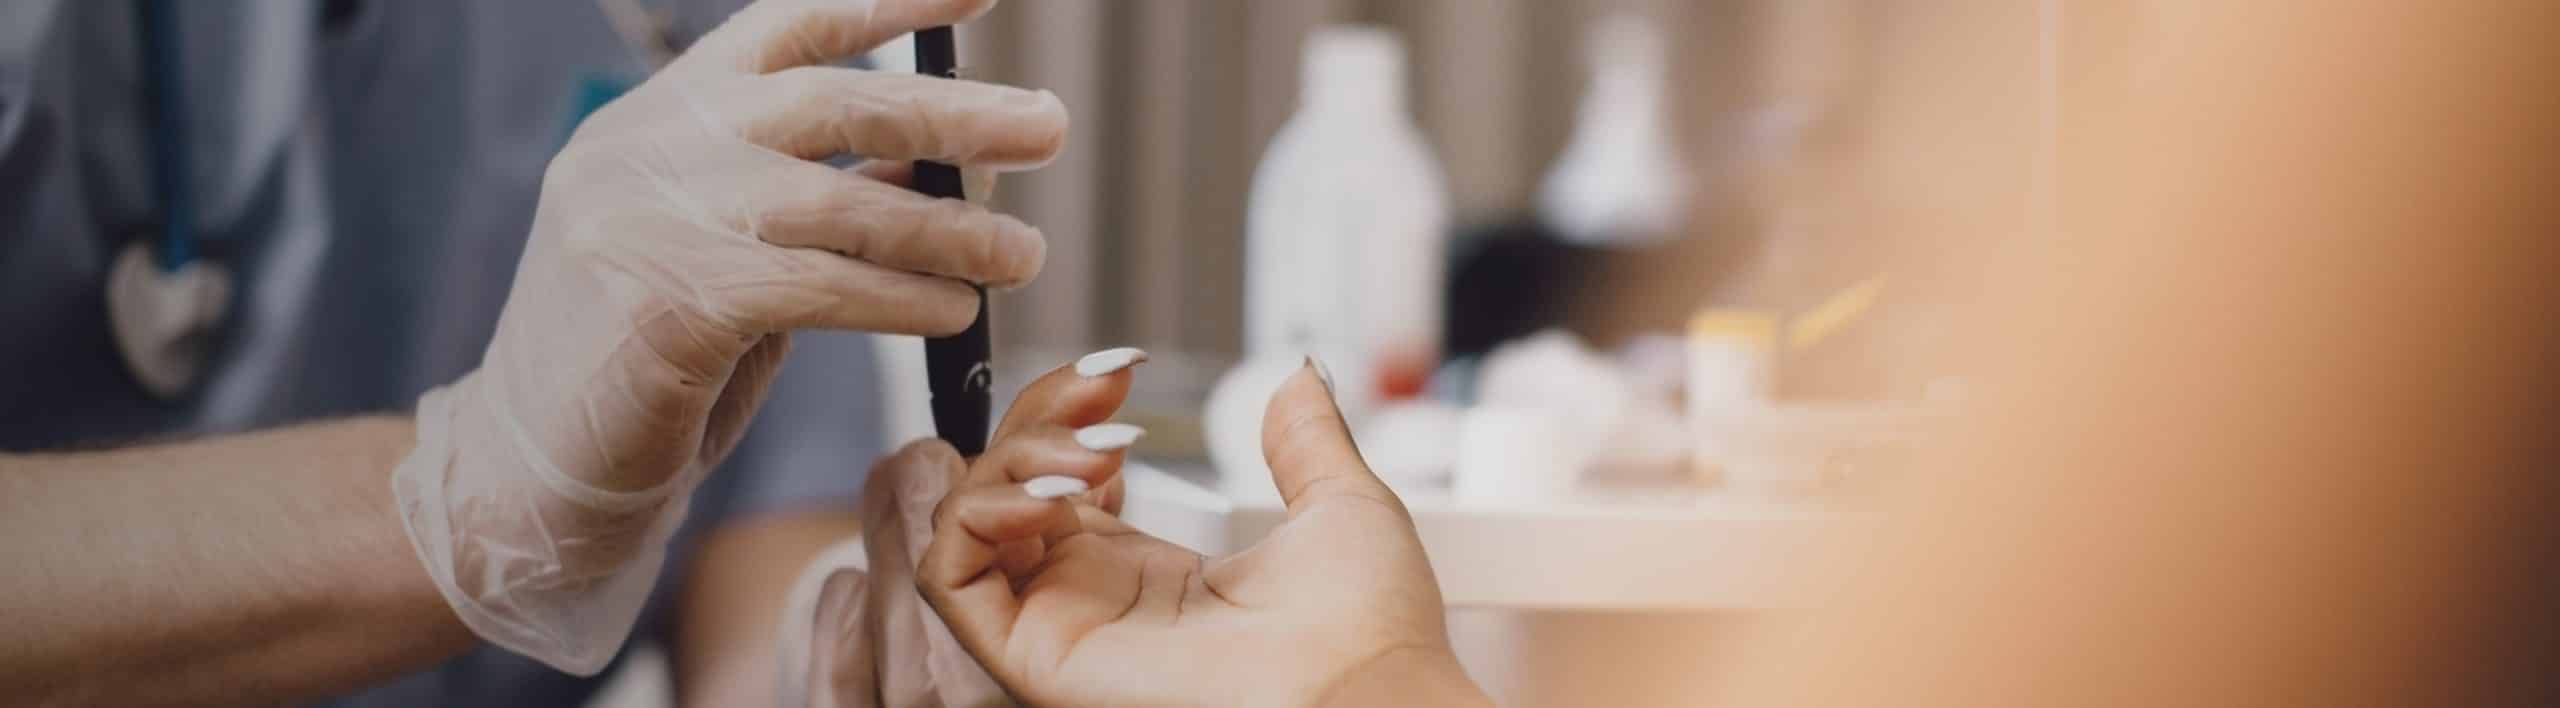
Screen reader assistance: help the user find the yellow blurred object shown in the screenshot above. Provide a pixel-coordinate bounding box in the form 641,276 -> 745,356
1688,309 -> 1780,348
1687,309 -> 1779,473
1786,277 -> 1886,352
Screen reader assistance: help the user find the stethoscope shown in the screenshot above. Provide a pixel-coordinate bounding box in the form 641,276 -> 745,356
107,0 -> 233,400
106,0 -> 686,400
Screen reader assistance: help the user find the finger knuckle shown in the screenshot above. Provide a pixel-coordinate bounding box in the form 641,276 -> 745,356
920,192 -> 977,232
765,174 -> 862,241
553,207 -> 640,271
846,93 -> 918,155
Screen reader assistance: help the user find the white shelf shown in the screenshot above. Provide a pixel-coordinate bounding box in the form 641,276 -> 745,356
1120,464 -> 1835,611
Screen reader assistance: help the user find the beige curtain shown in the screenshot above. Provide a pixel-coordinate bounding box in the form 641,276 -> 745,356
955,1 -> 2028,418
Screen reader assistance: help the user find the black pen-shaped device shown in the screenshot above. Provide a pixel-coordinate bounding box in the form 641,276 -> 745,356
911,26 -> 992,456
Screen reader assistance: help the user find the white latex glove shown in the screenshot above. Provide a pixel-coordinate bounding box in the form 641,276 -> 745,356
777,349 -> 1148,707
392,0 -> 1068,675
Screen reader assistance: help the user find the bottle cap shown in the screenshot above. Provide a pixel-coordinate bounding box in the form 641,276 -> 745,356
1302,26 -> 1408,114
1689,309 -> 1780,349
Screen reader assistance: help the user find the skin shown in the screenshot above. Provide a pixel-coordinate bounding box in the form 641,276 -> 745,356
915,364 -> 1492,708
0,418 -> 466,706
1696,4 -> 2560,708
0,0 -> 1057,704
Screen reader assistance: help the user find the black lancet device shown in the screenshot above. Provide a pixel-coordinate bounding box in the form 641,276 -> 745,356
911,26 -> 991,456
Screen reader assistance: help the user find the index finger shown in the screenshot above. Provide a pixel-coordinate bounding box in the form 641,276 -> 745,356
683,0 -> 999,75
728,67 -> 1069,169
914,482 -> 1079,668
990,348 -> 1147,443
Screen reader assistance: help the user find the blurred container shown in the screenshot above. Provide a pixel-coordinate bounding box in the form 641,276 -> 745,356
1454,406 -> 1588,503
1685,309 -> 1778,471
1539,13 -> 1690,247
1243,26 -> 1450,424
1200,353 -> 1303,503
1359,399 -> 1463,492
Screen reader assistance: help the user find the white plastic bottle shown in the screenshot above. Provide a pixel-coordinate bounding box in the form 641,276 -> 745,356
1242,26 -> 1450,425
1538,13 -> 1691,246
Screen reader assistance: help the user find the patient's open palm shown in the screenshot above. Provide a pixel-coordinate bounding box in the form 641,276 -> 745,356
918,366 -> 1455,708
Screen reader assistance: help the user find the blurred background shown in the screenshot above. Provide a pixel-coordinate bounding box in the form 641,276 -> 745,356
937,5 -> 2045,702
947,0 -> 2047,469
27,0 -> 2549,706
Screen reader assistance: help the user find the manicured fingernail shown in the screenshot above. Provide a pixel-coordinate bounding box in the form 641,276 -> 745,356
1073,423 -> 1146,451
1075,347 -> 1148,377
1305,355 -> 1336,394
1023,475 -> 1090,500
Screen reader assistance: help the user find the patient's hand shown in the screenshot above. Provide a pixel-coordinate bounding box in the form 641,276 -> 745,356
916,362 -> 1491,708
780,348 -> 1148,708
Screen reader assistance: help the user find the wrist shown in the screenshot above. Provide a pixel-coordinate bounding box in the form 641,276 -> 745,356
1317,645 -> 1493,708
393,379 -> 677,675
409,379 -> 675,582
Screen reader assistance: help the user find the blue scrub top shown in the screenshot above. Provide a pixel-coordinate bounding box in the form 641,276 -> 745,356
0,1 -> 890,704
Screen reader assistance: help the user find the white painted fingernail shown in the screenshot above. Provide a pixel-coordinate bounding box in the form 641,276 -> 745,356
1074,347 -> 1148,377
1073,423 -> 1146,452
1305,355 -> 1336,394
1023,475 -> 1090,500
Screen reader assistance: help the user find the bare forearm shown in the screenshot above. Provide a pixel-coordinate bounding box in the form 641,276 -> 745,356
0,416 -> 474,707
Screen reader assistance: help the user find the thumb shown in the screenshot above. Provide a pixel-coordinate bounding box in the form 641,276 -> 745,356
699,333 -> 792,467
1260,358 -> 1405,520
773,536 -> 872,708
859,439 -> 965,580
806,563 -> 876,708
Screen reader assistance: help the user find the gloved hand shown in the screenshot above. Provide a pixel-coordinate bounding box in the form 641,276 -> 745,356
391,0 -> 1068,675
776,348 -> 1148,707
917,361 -> 1492,708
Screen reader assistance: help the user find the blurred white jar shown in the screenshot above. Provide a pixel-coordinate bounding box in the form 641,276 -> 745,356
1686,309 -> 1777,483
1202,354 -> 1303,503
1539,13 -> 1691,246
1454,406 -> 1588,504
1243,26 -> 1450,425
